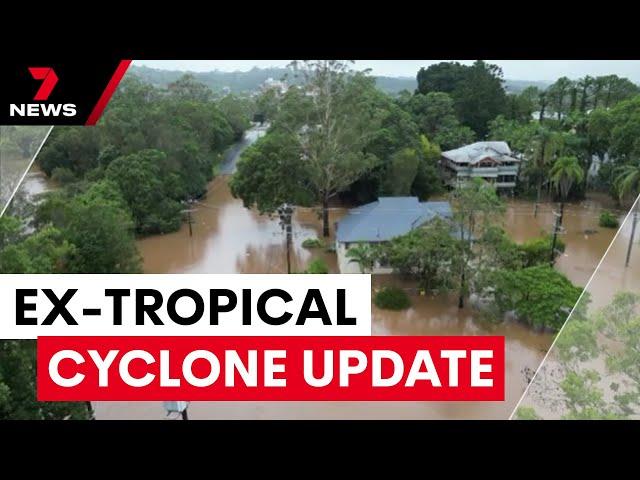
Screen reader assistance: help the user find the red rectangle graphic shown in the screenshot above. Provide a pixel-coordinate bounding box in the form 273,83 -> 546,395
37,336 -> 504,401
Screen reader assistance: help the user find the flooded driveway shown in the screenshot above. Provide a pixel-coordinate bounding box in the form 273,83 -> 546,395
16,126 -> 617,420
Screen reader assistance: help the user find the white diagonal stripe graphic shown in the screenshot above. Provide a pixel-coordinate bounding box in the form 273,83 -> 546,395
509,193 -> 640,419
0,126 -> 53,217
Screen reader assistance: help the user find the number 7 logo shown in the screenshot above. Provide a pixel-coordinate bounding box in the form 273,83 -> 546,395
28,67 -> 59,101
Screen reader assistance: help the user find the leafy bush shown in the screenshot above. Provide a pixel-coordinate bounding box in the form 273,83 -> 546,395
51,167 -> 77,185
515,406 -> 540,420
302,237 -> 324,249
306,258 -> 329,274
374,286 -> 411,310
519,235 -> 565,267
491,265 -> 582,331
599,211 -> 619,229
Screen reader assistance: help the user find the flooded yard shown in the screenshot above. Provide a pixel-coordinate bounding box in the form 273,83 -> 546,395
17,128 -> 625,419
92,128 -> 625,420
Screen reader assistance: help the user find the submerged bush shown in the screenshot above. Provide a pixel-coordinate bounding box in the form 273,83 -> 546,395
519,235 -> 565,267
302,237 -> 324,249
306,258 -> 329,274
599,211 -> 619,229
374,286 -> 411,310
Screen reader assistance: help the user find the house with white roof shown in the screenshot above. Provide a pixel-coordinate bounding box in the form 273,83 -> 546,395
440,141 -> 520,191
335,197 -> 453,274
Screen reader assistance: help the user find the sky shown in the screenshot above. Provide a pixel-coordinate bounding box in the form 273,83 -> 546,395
134,60 -> 640,82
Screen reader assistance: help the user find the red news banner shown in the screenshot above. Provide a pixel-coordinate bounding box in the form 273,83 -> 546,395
38,336 -> 504,401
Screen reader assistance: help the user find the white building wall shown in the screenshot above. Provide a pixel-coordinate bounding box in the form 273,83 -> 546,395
336,241 -> 394,274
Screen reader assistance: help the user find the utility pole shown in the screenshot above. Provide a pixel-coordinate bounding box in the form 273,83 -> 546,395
181,198 -> 196,237
625,205 -> 638,268
558,202 -> 565,227
277,203 -> 294,274
550,208 -> 562,265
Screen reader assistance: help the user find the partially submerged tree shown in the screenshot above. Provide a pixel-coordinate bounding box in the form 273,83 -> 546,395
377,217 -> 456,292
346,244 -> 377,274
449,178 -> 505,308
274,61 -> 380,236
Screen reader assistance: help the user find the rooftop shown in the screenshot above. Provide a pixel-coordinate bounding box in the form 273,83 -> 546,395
442,141 -> 520,165
336,197 -> 453,243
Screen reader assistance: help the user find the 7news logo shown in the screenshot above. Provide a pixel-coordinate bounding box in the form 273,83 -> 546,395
9,67 -> 76,117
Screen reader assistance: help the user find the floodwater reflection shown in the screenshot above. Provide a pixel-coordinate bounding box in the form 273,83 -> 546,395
95,129 -> 625,419
98,185 -> 621,419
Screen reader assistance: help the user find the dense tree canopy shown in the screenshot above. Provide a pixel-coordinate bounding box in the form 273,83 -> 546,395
37,74 -> 248,235
416,61 -> 508,137
491,265 -> 582,331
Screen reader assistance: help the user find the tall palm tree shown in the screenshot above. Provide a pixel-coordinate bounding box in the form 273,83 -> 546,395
614,162 -> 640,204
529,127 -> 562,216
550,156 -> 584,226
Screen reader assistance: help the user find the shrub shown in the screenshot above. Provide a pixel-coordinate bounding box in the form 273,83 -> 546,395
519,235 -> 565,267
599,211 -> 619,229
515,406 -> 540,420
374,286 -> 411,310
306,258 -> 329,274
51,167 -> 76,185
302,237 -> 324,249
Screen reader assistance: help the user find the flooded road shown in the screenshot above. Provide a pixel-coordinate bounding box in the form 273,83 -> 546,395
11,126 -> 632,419
94,127 -> 627,420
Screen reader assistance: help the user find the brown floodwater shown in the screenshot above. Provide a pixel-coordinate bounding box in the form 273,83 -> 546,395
13,129 -> 633,419
91,128 -> 629,420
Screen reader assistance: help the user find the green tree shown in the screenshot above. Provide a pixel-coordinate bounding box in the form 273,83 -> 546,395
63,193 -> 141,273
383,148 -> 420,195
167,74 -> 213,102
528,126 -> 563,210
546,77 -> 574,120
272,61 -> 380,236
230,132 -> 312,213
0,340 -> 89,420
487,116 -> 537,156
412,135 -> 443,199
451,61 -> 507,137
514,406 -> 540,420
508,86 -> 540,122
404,92 -> 475,149
0,225 -> 75,274
449,178 -> 505,308
379,217 -> 456,293
416,62 -> 469,95
34,181 -> 141,273
491,265 -> 582,331
416,61 -> 507,138
105,149 -> 183,234
550,156 -> 584,202
218,94 -> 252,140
614,162 -> 640,202
255,88 -> 280,122
346,244 -> 377,273
38,127 -> 101,177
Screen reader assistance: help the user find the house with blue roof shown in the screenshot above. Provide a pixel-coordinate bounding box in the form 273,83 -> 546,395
335,197 -> 453,274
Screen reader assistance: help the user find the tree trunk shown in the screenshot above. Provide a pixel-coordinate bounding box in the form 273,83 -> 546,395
458,269 -> 465,309
535,179 -> 542,217
322,196 -> 330,237
584,153 -> 594,191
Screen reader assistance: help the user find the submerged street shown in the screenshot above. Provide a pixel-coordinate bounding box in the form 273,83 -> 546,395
79,126 -> 624,419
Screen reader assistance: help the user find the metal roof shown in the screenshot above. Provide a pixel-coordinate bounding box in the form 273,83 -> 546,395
442,141 -> 520,165
336,197 -> 453,243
